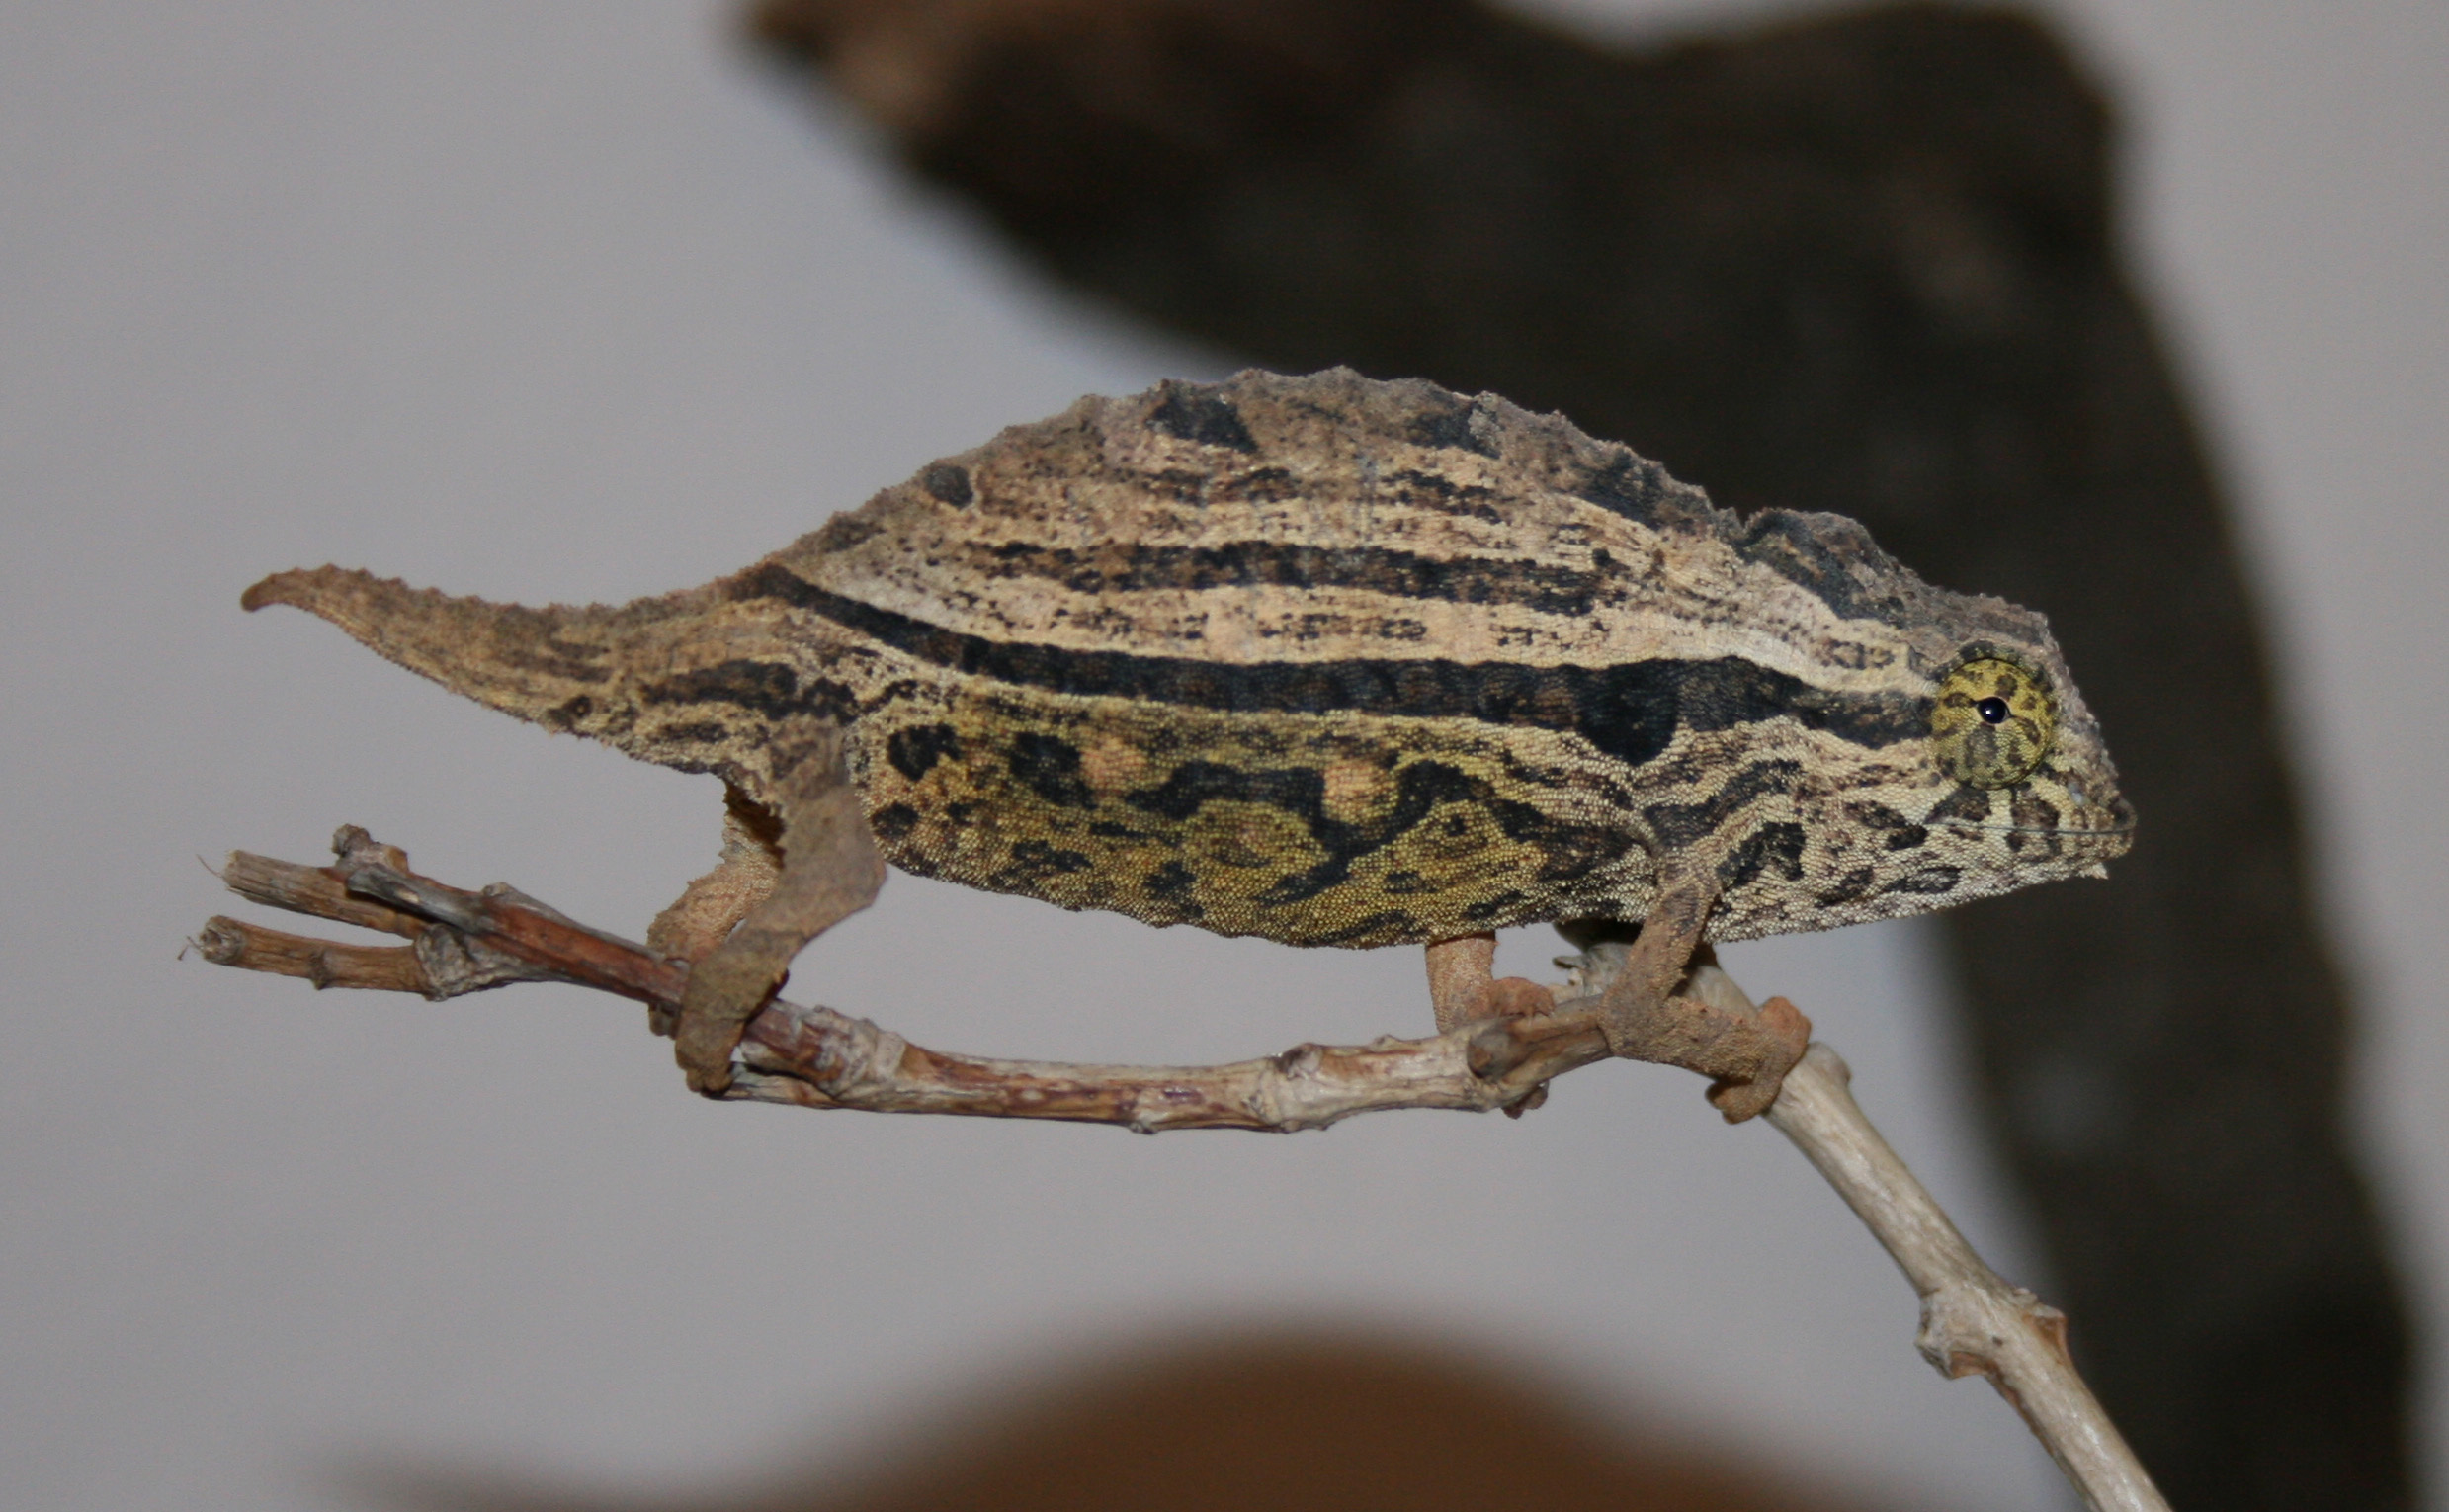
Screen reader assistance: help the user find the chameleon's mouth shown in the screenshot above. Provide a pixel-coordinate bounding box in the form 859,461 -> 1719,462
1928,790 -> 2136,850
1930,812 -> 2134,869
1929,817 -> 2137,837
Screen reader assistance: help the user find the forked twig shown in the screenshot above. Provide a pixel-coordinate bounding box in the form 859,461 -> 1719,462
194,827 -> 2167,1511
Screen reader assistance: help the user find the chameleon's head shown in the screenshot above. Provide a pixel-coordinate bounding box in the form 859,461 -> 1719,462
1697,508 -> 2133,939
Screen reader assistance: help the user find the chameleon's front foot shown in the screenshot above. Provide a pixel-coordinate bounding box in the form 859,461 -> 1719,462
1574,880 -> 1811,1120
1597,988 -> 1812,1122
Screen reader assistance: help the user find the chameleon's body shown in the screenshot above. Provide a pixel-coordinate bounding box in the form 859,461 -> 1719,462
247,369 -> 2130,1112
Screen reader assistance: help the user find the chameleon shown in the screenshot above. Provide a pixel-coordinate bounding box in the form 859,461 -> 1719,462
245,368 -> 2131,1118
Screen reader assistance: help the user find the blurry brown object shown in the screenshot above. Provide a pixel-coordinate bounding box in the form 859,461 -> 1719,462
747,1 -> 2410,1507
357,1333 -> 1859,1512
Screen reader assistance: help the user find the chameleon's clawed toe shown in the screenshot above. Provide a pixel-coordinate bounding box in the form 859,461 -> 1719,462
1484,975 -> 1556,1020
670,939 -> 795,1096
671,1009 -> 746,1097
1703,994 -> 1812,1122
1596,974 -> 1813,1123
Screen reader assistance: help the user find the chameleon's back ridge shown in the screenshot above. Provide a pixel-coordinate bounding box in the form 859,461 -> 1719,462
250,367 -> 2131,956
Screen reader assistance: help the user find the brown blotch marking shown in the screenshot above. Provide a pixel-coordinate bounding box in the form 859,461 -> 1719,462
1880,865 -> 1964,896
919,462 -> 973,507
1007,838 -> 1092,877
1405,394 -> 1498,457
1006,730 -> 1095,808
809,513 -> 882,553
1146,382 -> 1257,452
544,694 -> 594,730
1322,758 -> 1394,820
1461,889 -> 1533,922
1079,738 -> 1149,796
2011,791 -> 2065,857
886,722 -> 962,781
1926,785 -> 1994,827
871,802 -> 919,842
1718,821 -> 1808,890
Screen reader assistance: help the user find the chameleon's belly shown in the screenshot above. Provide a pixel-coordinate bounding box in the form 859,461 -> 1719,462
847,677 -> 1653,947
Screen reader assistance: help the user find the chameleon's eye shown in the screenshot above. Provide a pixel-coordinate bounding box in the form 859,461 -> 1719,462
1933,658 -> 2055,788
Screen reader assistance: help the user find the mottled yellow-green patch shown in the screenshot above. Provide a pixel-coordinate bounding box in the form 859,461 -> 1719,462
1932,657 -> 2056,788
850,687 -> 1646,947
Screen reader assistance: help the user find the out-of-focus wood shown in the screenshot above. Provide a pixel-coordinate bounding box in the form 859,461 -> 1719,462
742,4 -> 2411,1502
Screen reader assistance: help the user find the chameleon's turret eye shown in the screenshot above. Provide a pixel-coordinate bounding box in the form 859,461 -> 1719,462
1934,657 -> 2056,788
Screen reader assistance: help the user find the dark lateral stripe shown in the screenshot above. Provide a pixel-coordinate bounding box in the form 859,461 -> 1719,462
732,565 -> 1924,767
968,539 -> 1607,617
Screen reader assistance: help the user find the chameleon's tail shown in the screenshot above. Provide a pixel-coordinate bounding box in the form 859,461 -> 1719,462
242,566 -> 695,739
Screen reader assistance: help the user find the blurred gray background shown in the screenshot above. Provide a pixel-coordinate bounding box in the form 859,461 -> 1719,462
1,3 -> 2441,1509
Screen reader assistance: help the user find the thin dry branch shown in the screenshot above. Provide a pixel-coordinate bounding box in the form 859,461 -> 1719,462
194,826 -> 2167,1511
199,830 -> 1606,1129
194,917 -> 432,994
1718,998 -> 2165,1509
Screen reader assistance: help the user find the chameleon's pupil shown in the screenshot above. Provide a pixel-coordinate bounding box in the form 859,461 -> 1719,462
1976,697 -> 2011,725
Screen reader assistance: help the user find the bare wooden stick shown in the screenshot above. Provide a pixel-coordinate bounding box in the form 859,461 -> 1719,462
734,1000 -> 1603,1130
194,916 -> 432,994
194,827 -> 2166,1508
1761,1042 -> 2165,1511
199,830 -> 1613,1129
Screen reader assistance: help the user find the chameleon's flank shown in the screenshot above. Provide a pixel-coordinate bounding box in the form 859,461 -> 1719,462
246,368 -> 2131,1116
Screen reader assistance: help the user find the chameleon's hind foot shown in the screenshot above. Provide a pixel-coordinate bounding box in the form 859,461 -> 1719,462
645,791 -> 787,1039
670,737 -> 886,1096
1425,933 -> 1556,1034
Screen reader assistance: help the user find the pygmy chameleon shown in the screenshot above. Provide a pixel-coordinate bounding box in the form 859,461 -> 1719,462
246,369 -> 2132,1118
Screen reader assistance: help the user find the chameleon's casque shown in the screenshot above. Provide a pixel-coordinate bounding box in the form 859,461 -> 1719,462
248,368 -> 2131,956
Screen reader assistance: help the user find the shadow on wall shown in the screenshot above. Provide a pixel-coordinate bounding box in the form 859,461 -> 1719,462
346,1329 -> 1868,1512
